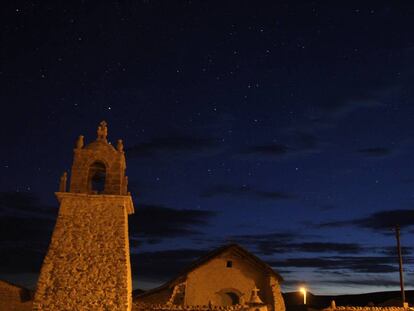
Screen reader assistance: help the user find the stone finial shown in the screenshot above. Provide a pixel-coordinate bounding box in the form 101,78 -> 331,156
117,139 -> 124,152
331,300 -> 336,309
97,120 -> 108,142
59,171 -> 67,192
76,135 -> 84,149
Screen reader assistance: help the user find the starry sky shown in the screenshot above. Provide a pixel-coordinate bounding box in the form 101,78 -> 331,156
1,0 -> 414,295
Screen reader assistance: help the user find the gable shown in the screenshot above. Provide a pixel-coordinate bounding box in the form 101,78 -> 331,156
136,244 -> 283,303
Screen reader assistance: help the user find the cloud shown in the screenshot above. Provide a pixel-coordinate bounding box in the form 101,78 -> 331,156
377,246 -> 413,256
0,246 -> 46,274
228,231 -> 366,256
125,180 -> 156,194
401,178 -> 414,184
356,147 -> 392,157
200,184 -> 296,200
131,245 -> 365,284
0,194 -> 216,274
0,193 -> 216,273
318,209 -> 414,232
227,232 -> 361,255
0,192 -> 38,212
232,232 -> 301,242
303,97 -> 386,135
0,192 -> 57,234
0,192 -> 57,274
320,99 -> 383,119
225,232 -> 298,255
289,131 -> 319,151
0,216 -> 54,247
270,255 -> 405,274
128,204 -> 216,244
126,135 -> 220,158
258,242 -> 364,256
241,144 -> 289,157
238,237 -> 363,256
0,191 -> 55,216
131,248 -> 208,281
288,242 -> 363,254
319,205 -> 336,211
318,277 -> 401,287
239,130 -> 320,159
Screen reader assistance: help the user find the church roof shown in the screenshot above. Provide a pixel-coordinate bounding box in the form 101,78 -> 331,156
137,243 -> 283,299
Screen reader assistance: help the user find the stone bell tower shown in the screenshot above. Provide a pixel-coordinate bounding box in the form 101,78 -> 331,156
33,121 -> 134,310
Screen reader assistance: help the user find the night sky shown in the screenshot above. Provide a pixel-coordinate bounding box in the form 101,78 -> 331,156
1,1 -> 414,295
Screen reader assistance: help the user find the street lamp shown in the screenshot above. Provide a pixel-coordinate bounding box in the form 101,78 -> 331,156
300,287 -> 307,305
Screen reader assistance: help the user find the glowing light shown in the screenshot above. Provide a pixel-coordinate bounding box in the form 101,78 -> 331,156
299,287 -> 307,305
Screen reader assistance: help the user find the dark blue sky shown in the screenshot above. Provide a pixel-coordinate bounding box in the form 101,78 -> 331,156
1,0 -> 414,295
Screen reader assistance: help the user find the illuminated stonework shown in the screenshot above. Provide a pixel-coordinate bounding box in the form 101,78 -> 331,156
33,121 -> 134,310
135,244 -> 285,311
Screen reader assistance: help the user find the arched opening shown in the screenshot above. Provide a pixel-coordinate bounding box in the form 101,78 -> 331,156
225,292 -> 239,305
217,290 -> 240,306
88,161 -> 106,194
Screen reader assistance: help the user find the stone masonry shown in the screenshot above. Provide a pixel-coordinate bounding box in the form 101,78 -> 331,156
33,121 -> 134,310
269,276 -> 285,311
136,244 -> 285,311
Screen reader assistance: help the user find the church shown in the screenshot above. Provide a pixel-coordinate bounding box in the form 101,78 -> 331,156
134,244 -> 285,311
28,122 -> 285,311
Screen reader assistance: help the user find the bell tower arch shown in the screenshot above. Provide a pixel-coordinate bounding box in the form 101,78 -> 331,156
33,121 -> 134,310
69,121 -> 128,195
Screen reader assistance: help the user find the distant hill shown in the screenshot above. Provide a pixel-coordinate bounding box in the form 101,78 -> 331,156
283,290 -> 414,310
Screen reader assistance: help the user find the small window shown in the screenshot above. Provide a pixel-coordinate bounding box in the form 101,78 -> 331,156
226,260 -> 233,268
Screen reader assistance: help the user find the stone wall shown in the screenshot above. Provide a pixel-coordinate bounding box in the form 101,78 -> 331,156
269,276 -> 285,311
70,142 -> 128,195
0,280 -> 32,311
136,287 -> 174,305
133,302 -> 252,310
330,307 -> 412,311
184,254 -> 271,306
136,246 -> 285,311
33,193 -> 133,310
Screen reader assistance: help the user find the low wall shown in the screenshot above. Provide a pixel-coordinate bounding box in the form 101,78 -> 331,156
133,302 -> 254,310
0,281 -> 33,311
329,307 -> 412,311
